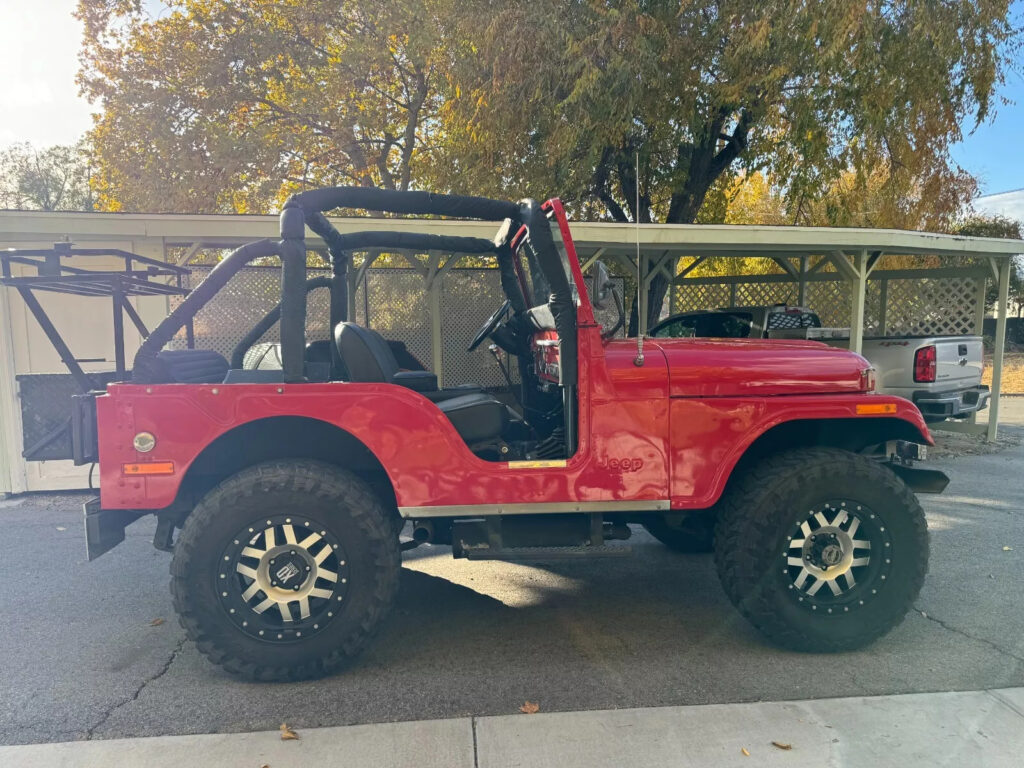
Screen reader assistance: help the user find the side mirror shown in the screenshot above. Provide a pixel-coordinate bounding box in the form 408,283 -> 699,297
589,260 -> 612,310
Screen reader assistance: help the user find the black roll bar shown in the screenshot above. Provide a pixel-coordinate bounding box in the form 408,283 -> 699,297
287,187 -> 521,222
133,186 -> 575,407
276,187 -> 516,384
132,239 -> 281,382
229,276 -> 333,369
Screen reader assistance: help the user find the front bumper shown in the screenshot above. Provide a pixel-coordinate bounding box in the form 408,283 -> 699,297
913,385 -> 990,420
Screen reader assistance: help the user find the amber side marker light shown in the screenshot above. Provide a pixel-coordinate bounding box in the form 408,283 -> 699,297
856,403 -> 897,415
122,462 -> 175,476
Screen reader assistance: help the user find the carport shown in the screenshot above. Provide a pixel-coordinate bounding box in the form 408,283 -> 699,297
562,223 -> 1024,441
0,210 -> 1022,494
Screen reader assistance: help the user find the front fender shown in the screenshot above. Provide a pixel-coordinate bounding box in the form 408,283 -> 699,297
669,394 -> 933,509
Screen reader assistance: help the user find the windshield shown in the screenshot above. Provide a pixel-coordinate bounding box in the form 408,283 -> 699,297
653,312 -> 754,338
512,222 -> 578,310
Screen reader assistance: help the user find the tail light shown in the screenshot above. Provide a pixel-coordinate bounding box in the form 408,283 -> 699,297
914,345 -> 936,383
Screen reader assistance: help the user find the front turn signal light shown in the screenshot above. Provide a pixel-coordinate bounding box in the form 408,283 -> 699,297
856,403 -> 897,415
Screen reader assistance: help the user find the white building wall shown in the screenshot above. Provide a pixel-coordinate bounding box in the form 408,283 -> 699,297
0,236 -> 170,492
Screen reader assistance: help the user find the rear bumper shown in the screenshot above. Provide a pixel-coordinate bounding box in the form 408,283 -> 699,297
83,498 -> 145,561
913,385 -> 989,420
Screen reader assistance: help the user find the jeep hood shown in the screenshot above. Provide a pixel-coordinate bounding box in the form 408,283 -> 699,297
649,337 -> 871,398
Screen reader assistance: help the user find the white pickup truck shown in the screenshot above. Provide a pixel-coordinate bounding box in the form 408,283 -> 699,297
649,305 -> 990,423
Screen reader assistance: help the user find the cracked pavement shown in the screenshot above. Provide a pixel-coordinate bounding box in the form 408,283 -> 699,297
1,401 -> 1022,745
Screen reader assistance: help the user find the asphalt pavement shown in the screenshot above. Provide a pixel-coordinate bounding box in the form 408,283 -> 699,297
1,401 -> 1022,745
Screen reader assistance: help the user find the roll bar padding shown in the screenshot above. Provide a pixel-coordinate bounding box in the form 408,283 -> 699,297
132,239 -> 281,383
288,187 -> 521,222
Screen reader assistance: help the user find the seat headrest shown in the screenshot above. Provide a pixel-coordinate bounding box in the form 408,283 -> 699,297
333,322 -> 399,382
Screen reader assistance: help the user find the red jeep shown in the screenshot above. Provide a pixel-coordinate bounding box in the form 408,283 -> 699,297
79,187 -> 945,680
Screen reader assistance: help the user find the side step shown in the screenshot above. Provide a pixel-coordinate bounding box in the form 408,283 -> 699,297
462,544 -> 631,562
447,514 -> 632,560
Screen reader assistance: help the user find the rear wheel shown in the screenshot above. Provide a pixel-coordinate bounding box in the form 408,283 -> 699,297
714,448 -> 928,651
643,512 -> 715,553
171,460 -> 400,681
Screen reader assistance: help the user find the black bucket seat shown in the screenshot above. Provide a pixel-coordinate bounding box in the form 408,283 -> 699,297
333,322 -> 507,446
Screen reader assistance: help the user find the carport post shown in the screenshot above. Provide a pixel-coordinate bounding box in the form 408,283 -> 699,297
987,256 -> 1012,442
848,251 -> 869,355
429,279 -> 443,387
0,283 -> 23,495
798,256 -> 808,306
638,253 -> 649,337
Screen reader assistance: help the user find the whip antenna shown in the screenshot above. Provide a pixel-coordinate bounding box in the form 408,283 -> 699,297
633,148 -> 645,366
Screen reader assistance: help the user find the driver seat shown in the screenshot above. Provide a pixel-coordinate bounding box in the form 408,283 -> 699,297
333,322 -> 483,400
333,322 -> 508,446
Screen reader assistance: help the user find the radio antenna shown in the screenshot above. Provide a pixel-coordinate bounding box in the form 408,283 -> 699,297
633,148 -> 645,366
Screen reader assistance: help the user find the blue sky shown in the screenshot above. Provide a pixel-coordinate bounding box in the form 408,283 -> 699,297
1,0 -> 1022,198
951,0 -> 1024,196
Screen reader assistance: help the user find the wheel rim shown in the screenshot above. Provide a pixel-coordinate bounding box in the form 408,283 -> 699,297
781,500 -> 892,613
219,516 -> 349,643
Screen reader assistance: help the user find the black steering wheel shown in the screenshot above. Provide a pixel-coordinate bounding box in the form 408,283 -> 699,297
467,300 -> 511,352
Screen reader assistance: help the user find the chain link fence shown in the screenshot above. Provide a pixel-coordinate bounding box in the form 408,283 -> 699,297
171,264 -> 624,387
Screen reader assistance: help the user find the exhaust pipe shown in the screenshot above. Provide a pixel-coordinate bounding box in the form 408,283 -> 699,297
412,521 -> 434,543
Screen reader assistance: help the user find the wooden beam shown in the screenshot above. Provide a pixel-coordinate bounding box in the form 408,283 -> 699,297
987,256 -> 1013,441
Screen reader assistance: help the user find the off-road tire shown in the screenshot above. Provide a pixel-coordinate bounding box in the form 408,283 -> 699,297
643,512 -> 715,553
171,460 -> 400,681
714,447 -> 928,652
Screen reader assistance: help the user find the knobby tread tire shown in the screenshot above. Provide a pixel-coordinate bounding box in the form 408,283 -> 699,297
713,447 -> 929,652
170,460 -> 400,681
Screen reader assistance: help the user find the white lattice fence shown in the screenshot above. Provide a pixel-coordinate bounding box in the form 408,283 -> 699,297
880,276 -> 978,336
673,284 -> 732,314
673,276 -> 976,337
734,282 -> 797,307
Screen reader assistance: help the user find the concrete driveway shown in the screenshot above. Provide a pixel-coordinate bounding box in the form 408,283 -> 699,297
2,402 -> 1022,745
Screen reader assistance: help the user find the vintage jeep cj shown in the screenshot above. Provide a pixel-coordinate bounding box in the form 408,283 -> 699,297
72,186 -> 946,680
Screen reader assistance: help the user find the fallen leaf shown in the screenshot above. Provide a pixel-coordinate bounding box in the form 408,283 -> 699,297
741,747 -> 750,756
772,741 -> 793,750
149,618 -> 165,626
519,701 -> 540,714
56,526 -> 66,531
1003,546 -> 1013,552
280,723 -> 299,740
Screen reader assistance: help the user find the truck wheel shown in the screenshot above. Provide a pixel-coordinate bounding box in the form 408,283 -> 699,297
643,512 -> 715,553
714,447 -> 928,651
170,460 -> 400,681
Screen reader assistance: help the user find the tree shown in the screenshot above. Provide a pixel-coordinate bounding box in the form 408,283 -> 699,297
437,0 -> 1016,332
0,142 -> 94,211
954,214 -> 1024,316
77,0 -> 450,212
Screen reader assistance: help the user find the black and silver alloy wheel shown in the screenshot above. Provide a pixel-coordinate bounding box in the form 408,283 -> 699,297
220,517 -> 349,643
714,447 -> 929,652
783,501 -> 892,613
171,460 -> 400,681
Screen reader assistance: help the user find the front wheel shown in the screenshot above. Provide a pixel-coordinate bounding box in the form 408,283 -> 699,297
714,448 -> 928,652
171,460 -> 400,681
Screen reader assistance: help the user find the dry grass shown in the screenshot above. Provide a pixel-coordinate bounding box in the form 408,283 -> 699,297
930,429 -> 1021,459
983,351 -> 1024,394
